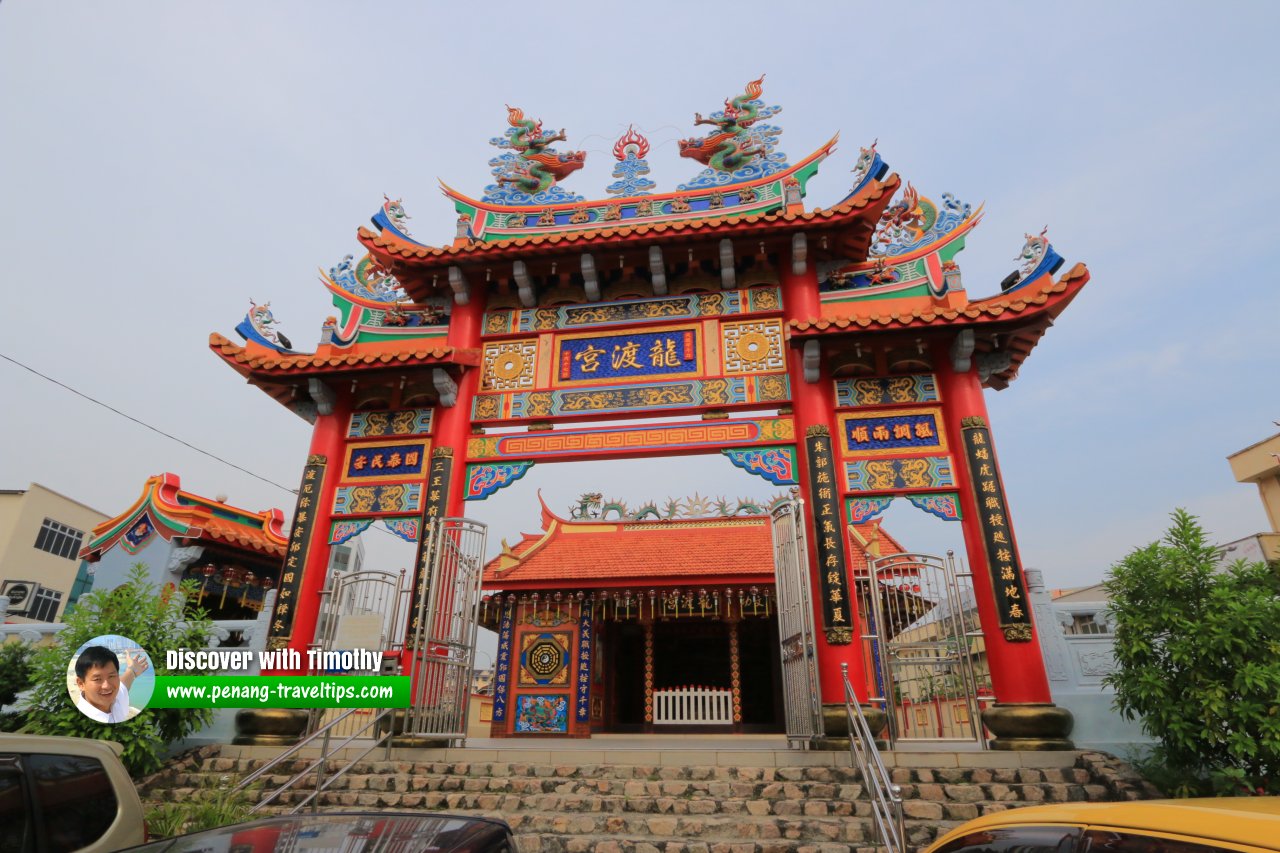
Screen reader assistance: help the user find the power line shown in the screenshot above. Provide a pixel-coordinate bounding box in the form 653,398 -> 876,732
0,351 -> 299,497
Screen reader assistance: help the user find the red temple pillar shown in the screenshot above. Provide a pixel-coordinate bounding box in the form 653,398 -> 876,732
934,342 -> 1073,747
285,396 -> 351,668
781,251 -> 872,715
435,282 -> 486,515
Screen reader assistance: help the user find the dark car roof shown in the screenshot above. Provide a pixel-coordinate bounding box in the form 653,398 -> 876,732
127,812 -> 515,852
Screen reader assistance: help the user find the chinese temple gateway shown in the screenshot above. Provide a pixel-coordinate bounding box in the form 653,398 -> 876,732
215,76 -> 1087,748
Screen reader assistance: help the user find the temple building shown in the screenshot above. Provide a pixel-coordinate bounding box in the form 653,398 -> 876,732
479,494 -> 910,736
79,474 -> 286,621
214,76 -> 1088,748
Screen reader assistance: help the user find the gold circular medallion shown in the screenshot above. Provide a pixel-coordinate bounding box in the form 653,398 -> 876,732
491,350 -> 527,381
734,331 -> 772,364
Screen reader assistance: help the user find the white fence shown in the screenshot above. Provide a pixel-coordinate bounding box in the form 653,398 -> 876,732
652,686 -> 733,725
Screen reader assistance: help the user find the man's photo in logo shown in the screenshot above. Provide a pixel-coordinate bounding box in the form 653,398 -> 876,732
66,635 -> 154,723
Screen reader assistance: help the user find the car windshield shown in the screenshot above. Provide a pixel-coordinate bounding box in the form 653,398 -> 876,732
130,812 -> 510,853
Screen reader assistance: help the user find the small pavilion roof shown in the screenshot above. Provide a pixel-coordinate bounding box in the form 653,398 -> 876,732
209,333 -> 478,375
82,473 -> 288,562
482,495 -> 907,591
789,263 -> 1090,389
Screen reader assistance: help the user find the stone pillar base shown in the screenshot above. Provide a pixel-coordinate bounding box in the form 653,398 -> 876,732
981,703 -> 1075,750
815,702 -> 889,750
377,709 -> 451,749
233,709 -> 310,746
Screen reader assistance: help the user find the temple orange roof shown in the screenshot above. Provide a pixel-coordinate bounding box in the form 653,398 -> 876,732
482,495 -> 906,591
359,176 -> 900,297
82,473 -> 288,562
789,263 -> 1090,389
209,332 -> 478,374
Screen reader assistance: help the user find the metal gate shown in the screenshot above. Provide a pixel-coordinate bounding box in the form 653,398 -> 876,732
866,550 -> 988,747
770,500 -> 823,748
310,567 -> 411,739
403,517 -> 488,745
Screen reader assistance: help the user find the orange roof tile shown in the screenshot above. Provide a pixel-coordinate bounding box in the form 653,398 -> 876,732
483,499 -> 905,590
789,263 -> 1089,335
209,333 -> 479,375
358,176 -> 900,268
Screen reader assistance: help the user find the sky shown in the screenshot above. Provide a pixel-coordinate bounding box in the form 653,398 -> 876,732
1,1 -> 1277,596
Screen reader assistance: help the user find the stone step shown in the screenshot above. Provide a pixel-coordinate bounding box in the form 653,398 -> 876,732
152,768 -> 1100,809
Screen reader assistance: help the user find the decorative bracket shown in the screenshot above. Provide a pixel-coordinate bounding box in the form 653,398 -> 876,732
719,239 -> 736,290
847,496 -> 893,523
791,232 -> 808,275
308,378 -> 336,416
906,492 -> 961,521
649,246 -> 668,296
448,266 -> 470,305
465,460 -> 535,500
803,339 -> 821,384
580,254 -> 600,302
329,518 -> 374,545
513,260 -> 536,307
433,368 -> 458,407
977,350 -> 1013,384
950,329 -> 975,373
721,446 -> 797,486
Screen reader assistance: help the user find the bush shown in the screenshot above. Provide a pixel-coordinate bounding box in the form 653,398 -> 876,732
23,563 -> 217,776
1104,509 -> 1280,795
145,777 -> 254,838
0,641 -> 35,731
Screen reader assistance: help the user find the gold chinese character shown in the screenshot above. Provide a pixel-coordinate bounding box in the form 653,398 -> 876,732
280,588 -> 292,598
979,464 -> 993,477
992,531 -> 1009,544
985,497 -> 1001,511
821,519 -> 836,534
988,513 -> 1005,526
406,451 -> 421,467
872,425 -> 890,441
825,554 -> 839,567
823,536 -> 836,550
305,470 -> 316,481
817,470 -> 831,484
296,512 -> 308,524
893,423 -> 912,440
972,432 -> 986,445
813,439 -> 827,454
981,480 -> 997,493
914,421 -> 934,439
818,487 -> 833,501
282,572 -> 295,583
832,606 -> 845,623
996,548 -> 1012,563
1009,604 -> 1024,619
427,505 -> 440,516
575,344 -> 605,373
611,341 -> 641,370
829,589 -> 843,603
277,603 -> 289,614
290,541 -> 302,553
826,571 -> 842,585
815,456 -> 829,469
1000,566 -> 1016,581
388,452 -> 403,467
850,426 -> 870,443
974,448 -> 990,460
299,497 -> 311,509
648,339 -> 681,368
353,456 -> 367,470
370,454 -> 385,469
286,557 -> 297,569
1004,585 -> 1021,599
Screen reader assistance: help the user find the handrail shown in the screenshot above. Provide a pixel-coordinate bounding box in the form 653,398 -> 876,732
841,663 -> 905,853
234,705 -> 394,813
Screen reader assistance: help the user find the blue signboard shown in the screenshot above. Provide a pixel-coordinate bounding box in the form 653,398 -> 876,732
344,442 -> 427,480
557,328 -> 699,383
841,411 -> 944,455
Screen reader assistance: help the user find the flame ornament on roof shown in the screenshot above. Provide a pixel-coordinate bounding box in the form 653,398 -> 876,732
235,300 -> 294,353
606,126 -> 656,197
1005,227 -> 1064,292
677,75 -> 789,190
482,105 -> 587,206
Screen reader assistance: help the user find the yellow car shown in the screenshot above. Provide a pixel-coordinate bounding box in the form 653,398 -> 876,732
922,798 -> 1280,853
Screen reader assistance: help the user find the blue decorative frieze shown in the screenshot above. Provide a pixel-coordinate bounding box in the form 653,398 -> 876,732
722,446 -> 798,486
834,375 -> 938,409
465,461 -> 535,501
907,493 -> 961,521
847,497 -> 894,524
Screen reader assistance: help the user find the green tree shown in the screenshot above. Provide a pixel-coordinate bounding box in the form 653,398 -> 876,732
24,563 -> 216,776
0,642 -> 35,730
1104,509 -> 1280,795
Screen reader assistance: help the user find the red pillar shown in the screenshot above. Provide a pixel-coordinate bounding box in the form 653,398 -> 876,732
781,251 -> 871,705
433,281 -> 486,515
279,392 -> 351,674
934,346 -> 1053,704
